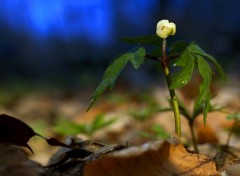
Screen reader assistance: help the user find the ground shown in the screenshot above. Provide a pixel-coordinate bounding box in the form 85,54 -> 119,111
0,75 -> 239,175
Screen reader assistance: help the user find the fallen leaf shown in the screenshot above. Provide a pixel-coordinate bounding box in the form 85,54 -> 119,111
214,150 -> 239,172
0,114 -> 37,153
43,137 -> 73,148
83,135 -> 218,176
46,137 -> 126,168
0,114 -> 71,153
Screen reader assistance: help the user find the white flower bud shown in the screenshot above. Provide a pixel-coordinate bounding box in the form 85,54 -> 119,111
156,20 -> 176,39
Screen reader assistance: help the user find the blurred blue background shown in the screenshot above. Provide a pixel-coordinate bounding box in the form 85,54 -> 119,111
0,0 -> 239,88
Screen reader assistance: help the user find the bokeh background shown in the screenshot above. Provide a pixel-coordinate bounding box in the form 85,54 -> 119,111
0,0 -> 240,89
1,1 -> 240,165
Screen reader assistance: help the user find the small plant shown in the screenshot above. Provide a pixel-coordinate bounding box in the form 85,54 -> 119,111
159,98 -> 225,152
129,91 -> 159,121
54,114 -> 116,136
129,106 -> 157,122
140,124 -> 169,140
87,19 -> 226,138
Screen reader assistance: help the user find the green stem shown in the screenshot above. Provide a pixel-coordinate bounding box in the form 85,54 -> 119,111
189,121 -> 198,153
161,39 -> 181,137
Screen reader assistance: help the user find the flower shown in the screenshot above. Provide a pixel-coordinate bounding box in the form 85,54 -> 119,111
156,20 -> 176,39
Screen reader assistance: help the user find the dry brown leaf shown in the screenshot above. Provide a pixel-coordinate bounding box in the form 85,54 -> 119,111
84,135 -> 218,176
214,150 -> 240,174
0,114 -> 72,154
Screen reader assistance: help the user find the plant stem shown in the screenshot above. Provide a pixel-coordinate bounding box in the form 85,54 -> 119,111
226,120 -> 238,146
189,121 -> 198,153
161,39 -> 181,137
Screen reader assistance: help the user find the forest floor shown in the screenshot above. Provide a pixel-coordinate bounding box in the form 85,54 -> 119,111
0,74 -> 240,175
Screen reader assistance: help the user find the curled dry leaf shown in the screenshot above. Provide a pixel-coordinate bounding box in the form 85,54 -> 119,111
84,135 -> 218,176
46,137 -> 127,168
0,114 -> 37,153
0,114 -> 71,153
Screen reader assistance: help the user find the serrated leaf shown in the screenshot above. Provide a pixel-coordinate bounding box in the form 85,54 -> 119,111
194,52 -> 226,81
195,56 -> 212,124
87,56 -> 129,110
87,47 -> 145,110
120,35 -> 162,46
186,42 -> 226,81
195,56 -> 212,106
130,47 -> 146,69
169,47 -> 195,89
184,42 -> 225,123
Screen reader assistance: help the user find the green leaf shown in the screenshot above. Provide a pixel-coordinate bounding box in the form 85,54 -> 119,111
54,115 -> 116,136
183,42 -> 225,124
195,56 -> 212,124
195,56 -> 212,105
203,93 -> 211,124
185,42 -> 225,81
129,47 -> 146,69
129,107 -> 156,121
151,124 -> 169,139
87,114 -> 116,135
192,100 -> 226,121
54,118 -> 85,135
120,35 -> 162,46
194,52 -> 226,81
169,46 -> 195,89
226,113 -> 240,120
87,47 -> 145,111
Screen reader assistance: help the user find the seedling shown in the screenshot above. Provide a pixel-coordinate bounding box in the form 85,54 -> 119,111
129,106 -> 157,122
140,124 -> 169,140
159,98 -> 225,152
87,19 -> 226,138
129,91 -> 159,121
54,114 -> 117,136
